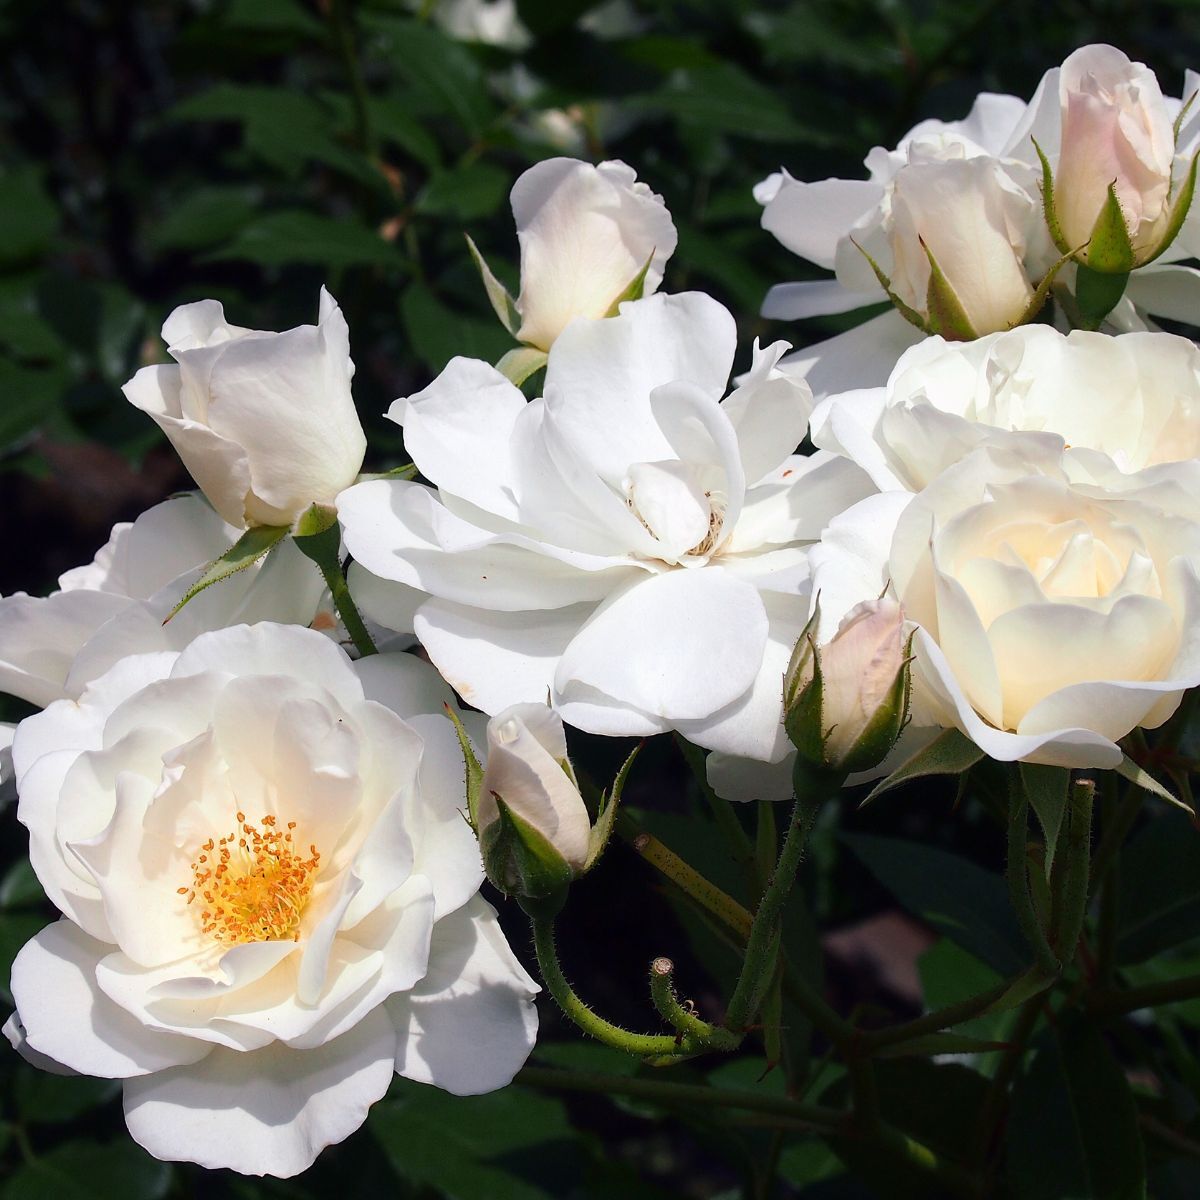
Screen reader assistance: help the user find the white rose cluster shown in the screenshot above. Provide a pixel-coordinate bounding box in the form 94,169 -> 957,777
6,38 -> 1200,1180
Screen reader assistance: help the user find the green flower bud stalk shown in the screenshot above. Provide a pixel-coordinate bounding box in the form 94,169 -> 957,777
784,598 -> 912,774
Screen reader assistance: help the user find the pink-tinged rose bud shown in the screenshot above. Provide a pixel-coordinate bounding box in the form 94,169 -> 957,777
888,157 -> 1036,337
785,598 -> 911,773
478,704 -> 591,894
1055,44 -> 1175,262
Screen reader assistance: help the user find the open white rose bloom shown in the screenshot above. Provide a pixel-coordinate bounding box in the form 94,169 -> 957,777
4,624 -> 537,1177
339,292 -> 871,764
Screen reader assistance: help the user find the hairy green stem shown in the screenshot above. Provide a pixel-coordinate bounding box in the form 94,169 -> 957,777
529,916 -> 688,1057
1089,972 -> 1200,1017
972,993 -> 1043,1164
649,957 -> 739,1050
860,974 -> 1018,1052
321,558 -> 378,658
725,791 -> 825,1033
1007,777 -> 1060,975
1052,779 -> 1094,961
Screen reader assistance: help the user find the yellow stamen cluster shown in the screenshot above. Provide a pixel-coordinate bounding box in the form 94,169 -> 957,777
177,812 -> 320,945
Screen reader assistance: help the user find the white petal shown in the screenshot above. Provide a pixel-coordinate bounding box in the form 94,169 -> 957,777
784,310 -> 925,401
11,920 -> 209,1078
554,568 -> 768,722
761,280 -> 882,321
759,175 -> 883,269
346,563 -> 425,636
389,896 -> 537,1095
394,357 -> 526,520
123,1005 -> 397,1178
415,597 -> 588,715
706,750 -> 795,802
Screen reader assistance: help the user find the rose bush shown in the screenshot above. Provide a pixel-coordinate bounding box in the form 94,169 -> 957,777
4,624 -> 537,1176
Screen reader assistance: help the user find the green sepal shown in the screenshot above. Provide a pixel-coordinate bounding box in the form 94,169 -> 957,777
1019,763 -> 1070,880
358,463 -> 417,483
1084,182 -> 1136,274
861,728 -> 984,806
783,603 -> 820,711
481,795 -> 575,899
1033,137 -> 1070,255
921,239 -> 978,341
1142,149 -> 1199,266
604,248 -> 655,316
1115,753 -> 1194,815
850,236 -> 931,334
783,637 -> 826,765
495,346 -> 548,388
1175,90 -> 1198,144
465,233 -> 521,335
164,522 -> 290,623
292,501 -> 343,578
582,741 -> 642,874
442,703 -> 484,830
1011,246 -> 1079,328
835,634 -> 913,774
1073,263 -> 1130,330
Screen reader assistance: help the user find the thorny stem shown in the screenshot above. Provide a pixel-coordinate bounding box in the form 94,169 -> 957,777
1007,777 -> 1060,976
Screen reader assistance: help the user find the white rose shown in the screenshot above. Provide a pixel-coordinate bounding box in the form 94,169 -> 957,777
886,157 -> 1036,336
0,494 -> 325,709
339,292 -> 871,763
4,625 -> 537,1177
1054,44 -> 1176,262
512,158 -> 677,350
810,440 -> 1200,767
123,289 -> 367,529
479,704 -> 590,875
811,325 -> 1200,492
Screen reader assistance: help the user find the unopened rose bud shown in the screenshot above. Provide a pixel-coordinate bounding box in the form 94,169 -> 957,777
1054,45 -> 1178,269
123,288 -> 366,530
784,598 -> 912,774
888,158 -> 1036,338
478,704 -> 591,899
511,158 -> 677,350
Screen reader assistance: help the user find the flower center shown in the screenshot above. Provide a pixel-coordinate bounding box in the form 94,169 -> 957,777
178,812 -> 320,945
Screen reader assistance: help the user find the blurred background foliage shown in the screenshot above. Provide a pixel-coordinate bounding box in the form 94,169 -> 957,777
3,1 -> 1200,1197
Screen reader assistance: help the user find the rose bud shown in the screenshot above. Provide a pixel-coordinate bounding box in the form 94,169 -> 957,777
1053,44 -> 1179,269
785,597 -> 912,775
478,704 -> 591,900
123,288 -> 366,530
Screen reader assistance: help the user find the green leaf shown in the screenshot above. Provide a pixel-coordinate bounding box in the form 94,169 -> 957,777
1020,763 -> 1070,879
0,167 -> 59,267
368,18 -> 496,138
1085,182 -> 1137,274
220,0 -> 325,37
145,186 -> 260,254
14,1072 -> 118,1125
921,238 -> 978,340
873,1031 -> 1011,1057
604,249 -> 655,316
466,235 -> 521,336
370,1082 -> 572,1200
584,742 -> 641,873
3,1139 -> 171,1200
496,347 -> 548,387
918,939 -> 1007,1041
629,63 -> 833,144
862,728 -> 984,804
843,833 -> 1027,974
0,913 -> 50,1007
1007,1015 -> 1146,1200
419,164 -> 510,221
206,210 -> 404,269
165,525 -> 290,622
0,859 -> 45,909
515,0 -> 607,35
1116,754 -> 1192,814
1117,810 -> 1200,965
401,283 -> 514,374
